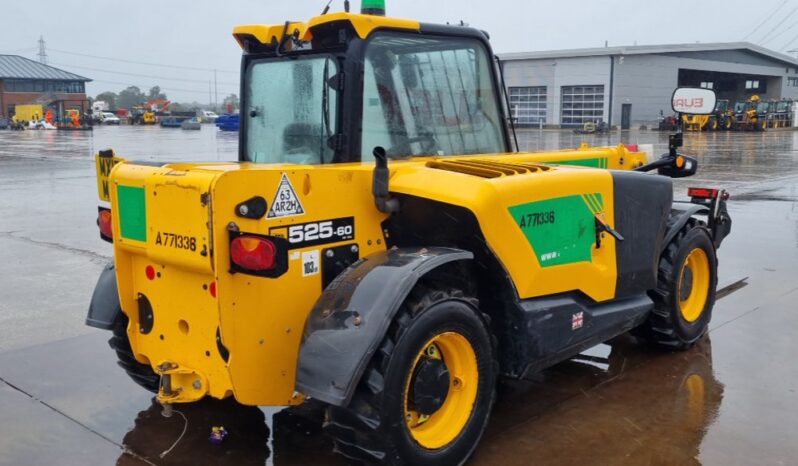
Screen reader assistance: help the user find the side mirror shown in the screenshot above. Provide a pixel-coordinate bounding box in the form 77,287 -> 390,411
658,154 -> 698,178
672,87 -> 716,115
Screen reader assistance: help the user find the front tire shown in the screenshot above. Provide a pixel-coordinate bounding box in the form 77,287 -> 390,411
325,286 -> 496,465
637,221 -> 717,350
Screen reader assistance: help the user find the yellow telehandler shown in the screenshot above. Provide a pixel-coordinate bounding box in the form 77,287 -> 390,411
87,2 -> 732,463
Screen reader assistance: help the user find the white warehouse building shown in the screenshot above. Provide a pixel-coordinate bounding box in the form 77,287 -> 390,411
499,42 -> 798,128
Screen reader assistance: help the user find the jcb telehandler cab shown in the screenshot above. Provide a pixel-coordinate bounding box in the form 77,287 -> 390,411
87,3 -> 732,464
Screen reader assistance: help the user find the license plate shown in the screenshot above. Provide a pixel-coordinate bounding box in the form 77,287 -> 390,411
95,152 -> 125,201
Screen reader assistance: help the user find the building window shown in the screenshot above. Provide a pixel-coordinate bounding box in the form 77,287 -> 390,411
788,77 -> 798,87
4,79 -> 84,93
509,86 -> 547,125
745,80 -> 760,90
560,85 -> 605,127
700,82 -> 714,89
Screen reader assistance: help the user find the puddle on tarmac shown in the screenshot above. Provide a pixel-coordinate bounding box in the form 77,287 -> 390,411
113,336 -> 721,465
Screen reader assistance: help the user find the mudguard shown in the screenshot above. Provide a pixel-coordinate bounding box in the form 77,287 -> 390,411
663,203 -> 709,250
85,262 -> 121,330
295,246 -> 473,406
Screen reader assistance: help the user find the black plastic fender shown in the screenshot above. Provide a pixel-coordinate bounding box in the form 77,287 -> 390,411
295,246 -> 473,406
663,203 -> 709,251
85,262 -> 122,330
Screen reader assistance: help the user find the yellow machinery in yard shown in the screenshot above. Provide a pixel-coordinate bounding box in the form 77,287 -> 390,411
732,94 -> 767,131
764,100 -> 793,129
682,113 -> 711,131
87,2 -> 732,464
682,99 -> 732,131
12,104 -> 43,122
130,106 -> 156,125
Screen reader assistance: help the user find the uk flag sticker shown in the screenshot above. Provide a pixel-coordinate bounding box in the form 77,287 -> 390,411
572,312 -> 584,330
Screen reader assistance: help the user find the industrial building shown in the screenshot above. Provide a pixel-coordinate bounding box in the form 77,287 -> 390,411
0,55 -> 91,119
500,42 -> 798,128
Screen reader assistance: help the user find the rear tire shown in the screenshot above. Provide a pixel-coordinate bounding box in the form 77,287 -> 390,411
637,220 -> 717,350
109,314 -> 159,393
325,286 -> 496,465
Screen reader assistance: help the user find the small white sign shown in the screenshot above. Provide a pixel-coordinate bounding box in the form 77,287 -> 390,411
268,173 -> 305,218
301,250 -> 320,277
672,88 -> 717,115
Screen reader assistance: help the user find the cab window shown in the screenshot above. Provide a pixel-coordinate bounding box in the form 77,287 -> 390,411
361,34 -> 504,159
245,56 -> 338,164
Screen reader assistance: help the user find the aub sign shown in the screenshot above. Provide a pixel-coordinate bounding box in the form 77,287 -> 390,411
672,87 -> 717,115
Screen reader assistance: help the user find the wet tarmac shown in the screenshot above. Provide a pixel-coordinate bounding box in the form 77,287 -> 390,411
1,126 -> 798,465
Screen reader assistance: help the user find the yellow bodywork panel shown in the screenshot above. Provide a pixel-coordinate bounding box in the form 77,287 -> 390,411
103,144 -> 646,406
233,12 -> 420,47
210,165 -> 388,405
390,154 -> 618,302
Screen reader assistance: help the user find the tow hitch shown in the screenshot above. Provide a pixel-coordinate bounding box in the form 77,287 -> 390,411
156,361 -> 207,405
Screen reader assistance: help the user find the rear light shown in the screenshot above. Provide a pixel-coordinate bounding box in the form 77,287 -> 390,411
230,235 -> 276,271
688,187 -> 719,199
97,207 -> 113,242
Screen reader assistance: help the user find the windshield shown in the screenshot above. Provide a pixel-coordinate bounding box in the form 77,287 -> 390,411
245,57 -> 338,164
361,34 -> 504,159
757,102 -> 769,113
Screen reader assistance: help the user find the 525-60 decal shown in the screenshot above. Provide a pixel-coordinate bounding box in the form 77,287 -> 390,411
269,217 -> 354,249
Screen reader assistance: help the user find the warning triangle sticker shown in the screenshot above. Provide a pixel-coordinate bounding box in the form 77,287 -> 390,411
267,173 -> 305,218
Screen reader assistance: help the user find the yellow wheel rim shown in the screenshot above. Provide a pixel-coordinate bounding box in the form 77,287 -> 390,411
404,332 -> 478,449
678,248 -> 710,322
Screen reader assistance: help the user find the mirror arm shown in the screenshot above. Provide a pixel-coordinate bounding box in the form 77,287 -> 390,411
633,155 -> 674,173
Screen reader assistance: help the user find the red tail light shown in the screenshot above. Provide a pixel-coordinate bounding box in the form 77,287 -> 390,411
688,187 -> 719,199
230,235 -> 276,271
98,207 -> 113,242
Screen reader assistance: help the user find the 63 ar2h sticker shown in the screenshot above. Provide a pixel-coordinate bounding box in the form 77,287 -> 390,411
268,173 -> 305,218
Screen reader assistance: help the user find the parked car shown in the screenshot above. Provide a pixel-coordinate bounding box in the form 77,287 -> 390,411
101,112 -> 121,125
181,117 -> 202,130
200,110 -> 219,123
215,113 -> 239,131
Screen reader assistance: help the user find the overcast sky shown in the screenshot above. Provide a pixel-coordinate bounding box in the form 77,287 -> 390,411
1,0 -> 796,103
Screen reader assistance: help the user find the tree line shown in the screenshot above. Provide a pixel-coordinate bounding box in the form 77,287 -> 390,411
93,85 -> 239,113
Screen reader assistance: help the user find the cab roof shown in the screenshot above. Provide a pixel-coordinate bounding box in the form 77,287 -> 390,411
233,12 -> 420,50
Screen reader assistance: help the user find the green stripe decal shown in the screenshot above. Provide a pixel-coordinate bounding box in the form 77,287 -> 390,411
117,185 -> 147,242
544,157 -> 608,169
583,194 -> 599,214
589,193 -> 604,212
509,194 -> 596,267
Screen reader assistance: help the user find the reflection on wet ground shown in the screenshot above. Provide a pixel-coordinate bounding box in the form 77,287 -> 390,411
1,127 -> 798,465
110,336 -> 721,466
